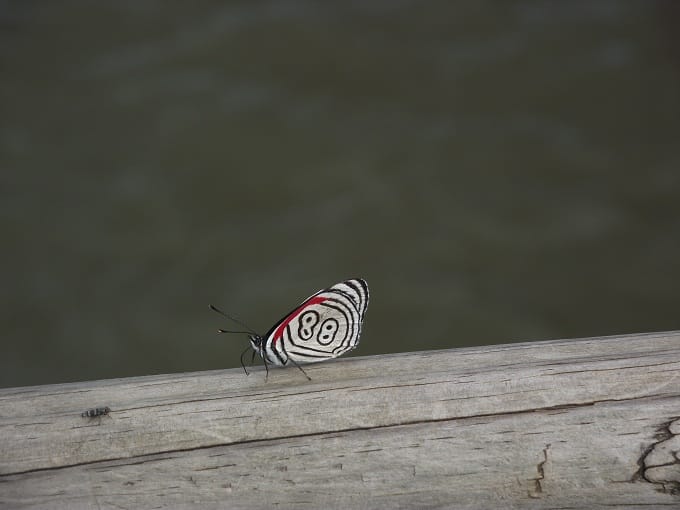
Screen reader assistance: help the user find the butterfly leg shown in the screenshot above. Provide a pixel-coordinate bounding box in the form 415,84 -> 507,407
98,413 -> 113,425
288,359 -> 312,381
263,355 -> 270,382
239,346 -> 253,376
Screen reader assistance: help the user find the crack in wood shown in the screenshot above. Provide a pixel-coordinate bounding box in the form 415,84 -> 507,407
348,380 -> 468,392
633,417 -> 680,496
545,360 -> 680,376
528,444 -> 550,499
112,384 -> 364,413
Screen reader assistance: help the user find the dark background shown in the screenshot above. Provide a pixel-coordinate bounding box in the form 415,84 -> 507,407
2,1 -> 679,388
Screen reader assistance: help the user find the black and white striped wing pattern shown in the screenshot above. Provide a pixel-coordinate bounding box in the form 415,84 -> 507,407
262,278 -> 369,366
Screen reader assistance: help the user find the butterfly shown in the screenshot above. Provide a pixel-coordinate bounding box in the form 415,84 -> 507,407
211,278 -> 369,380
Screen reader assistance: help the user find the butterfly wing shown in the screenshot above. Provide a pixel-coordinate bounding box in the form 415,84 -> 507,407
261,278 -> 369,366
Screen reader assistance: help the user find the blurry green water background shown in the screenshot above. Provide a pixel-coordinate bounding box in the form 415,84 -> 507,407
2,1 -> 679,388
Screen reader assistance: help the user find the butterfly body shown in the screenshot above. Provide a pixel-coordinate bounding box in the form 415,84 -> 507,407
213,278 -> 369,379
82,406 -> 111,418
81,406 -> 112,423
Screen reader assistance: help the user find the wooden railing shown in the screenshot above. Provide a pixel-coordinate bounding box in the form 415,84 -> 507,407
1,331 -> 679,508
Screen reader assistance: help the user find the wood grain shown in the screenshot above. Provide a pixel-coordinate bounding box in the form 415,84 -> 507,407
1,331 -> 679,508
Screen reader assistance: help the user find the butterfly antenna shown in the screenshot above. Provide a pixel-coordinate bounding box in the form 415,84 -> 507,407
209,304 -> 259,335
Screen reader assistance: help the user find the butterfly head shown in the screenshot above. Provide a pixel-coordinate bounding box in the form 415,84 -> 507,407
248,334 -> 264,356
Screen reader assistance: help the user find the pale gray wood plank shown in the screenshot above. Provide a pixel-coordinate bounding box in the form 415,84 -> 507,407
2,399 -> 678,509
1,331 -> 679,508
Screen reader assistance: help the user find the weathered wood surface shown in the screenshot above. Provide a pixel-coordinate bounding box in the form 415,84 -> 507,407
1,331 -> 680,509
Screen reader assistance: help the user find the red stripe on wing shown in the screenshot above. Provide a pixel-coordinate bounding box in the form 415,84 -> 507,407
272,296 -> 327,345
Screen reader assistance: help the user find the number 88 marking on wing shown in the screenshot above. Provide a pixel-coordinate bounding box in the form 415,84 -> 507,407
317,318 -> 339,345
298,310 -> 319,340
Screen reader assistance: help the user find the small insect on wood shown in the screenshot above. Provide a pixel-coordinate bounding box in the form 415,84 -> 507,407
81,406 -> 111,421
211,278 -> 369,381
